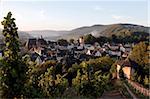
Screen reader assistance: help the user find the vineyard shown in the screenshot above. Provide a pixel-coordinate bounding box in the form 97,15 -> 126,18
0,12 -> 149,98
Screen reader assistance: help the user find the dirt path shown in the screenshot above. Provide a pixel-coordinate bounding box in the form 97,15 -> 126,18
100,90 -> 125,99
123,83 -> 137,99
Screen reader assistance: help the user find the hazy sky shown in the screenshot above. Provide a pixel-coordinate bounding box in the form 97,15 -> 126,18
0,0 -> 149,31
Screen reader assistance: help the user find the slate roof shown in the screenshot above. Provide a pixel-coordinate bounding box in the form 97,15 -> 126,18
117,58 -> 138,68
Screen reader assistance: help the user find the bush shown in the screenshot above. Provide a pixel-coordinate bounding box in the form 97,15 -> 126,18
129,42 -> 149,88
129,42 -> 148,67
72,57 -> 112,98
72,69 -> 110,97
81,56 -> 114,73
38,67 -> 68,97
24,60 -> 68,98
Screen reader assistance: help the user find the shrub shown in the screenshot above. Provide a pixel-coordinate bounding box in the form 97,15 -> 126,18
38,67 -> 68,97
72,59 -> 111,98
129,42 -> 149,88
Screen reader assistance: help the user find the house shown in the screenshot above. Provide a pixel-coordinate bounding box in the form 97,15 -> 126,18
79,36 -> 84,45
48,41 -> 57,48
122,59 -> 135,79
94,42 -> 101,49
26,38 -> 36,50
86,49 -> 92,55
116,57 -> 136,79
108,50 -> 121,57
0,43 -> 5,59
76,44 -> 84,50
67,44 -> 74,50
103,42 -> 111,50
73,45 -> 85,57
56,56 -> 63,62
124,44 -> 132,52
119,44 -> 126,55
84,44 -> 92,49
35,56 -> 42,65
33,47 -> 43,56
26,37 -> 48,59
0,50 -> 3,59
30,52 -> 40,62
57,49 -> 68,57
37,37 -> 47,47
29,52 -> 46,65
26,37 -> 47,50
110,45 -> 119,51
94,50 -> 102,57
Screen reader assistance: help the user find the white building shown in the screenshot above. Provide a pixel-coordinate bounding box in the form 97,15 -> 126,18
94,51 -> 102,57
0,52 -> 2,59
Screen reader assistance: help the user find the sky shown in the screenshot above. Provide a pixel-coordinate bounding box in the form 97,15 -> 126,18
0,0 -> 149,31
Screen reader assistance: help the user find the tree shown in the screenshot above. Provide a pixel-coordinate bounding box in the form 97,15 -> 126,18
111,34 -> 117,43
129,42 -> 148,67
0,12 -> 27,98
129,42 -> 149,87
2,12 -> 19,61
57,39 -> 68,46
69,38 -> 74,44
84,34 -> 96,44
96,36 -> 109,45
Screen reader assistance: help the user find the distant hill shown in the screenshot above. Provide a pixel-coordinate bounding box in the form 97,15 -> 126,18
1,23 -> 149,41
0,29 -> 31,43
99,24 -> 149,37
59,23 -> 149,40
63,24 -> 108,39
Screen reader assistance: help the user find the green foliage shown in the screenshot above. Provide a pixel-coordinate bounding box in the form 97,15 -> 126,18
38,67 -> 68,97
129,42 -> 149,88
110,62 -> 117,74
109,61 -> 118,79
111,34 -> 118,43
96,36 -> 110,45
69,38 -> 75,44
23,59 -> 68,98
1,12 -> 19,61
83,31 -> 148,45
84,34 -> 96,44
1,12 -> 149,98
72,57 -> 113,98
5,52 -> 114,98
0,12 -> 27,98
57,39 -> 68,46
129,42 -> 148,66
143,76 -> 150,87
72,69 -> 110,97
137,76 -> 141,83
86,56 -> 114,73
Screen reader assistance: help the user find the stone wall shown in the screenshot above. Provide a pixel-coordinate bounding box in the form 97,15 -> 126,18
127,79 -> 150,96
